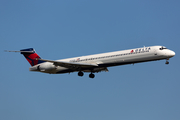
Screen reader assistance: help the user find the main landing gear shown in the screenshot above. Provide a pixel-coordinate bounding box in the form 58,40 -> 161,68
78,71 -> 84,77
78,71 -> 95,78
89,73 -> 95,78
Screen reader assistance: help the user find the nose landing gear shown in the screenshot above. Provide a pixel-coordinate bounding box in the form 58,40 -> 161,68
165,58 -> 169,65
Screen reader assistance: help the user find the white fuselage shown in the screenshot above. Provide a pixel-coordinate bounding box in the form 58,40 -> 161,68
29,46 -> 175,74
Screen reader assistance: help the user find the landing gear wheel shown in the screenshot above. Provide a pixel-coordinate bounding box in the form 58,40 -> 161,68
165,61 -> 169,64
89,73 -> 95,78
78,71 -> 84,77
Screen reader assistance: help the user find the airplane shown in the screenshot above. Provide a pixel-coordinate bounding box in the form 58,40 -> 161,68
6,45 -> 175,78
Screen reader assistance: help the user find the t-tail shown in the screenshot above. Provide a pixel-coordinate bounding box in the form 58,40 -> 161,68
20,48 -> 44,66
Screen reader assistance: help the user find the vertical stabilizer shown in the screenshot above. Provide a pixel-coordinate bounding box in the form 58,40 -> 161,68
20,48 -> 44,66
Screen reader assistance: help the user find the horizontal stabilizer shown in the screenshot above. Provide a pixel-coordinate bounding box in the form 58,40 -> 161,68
5,50 -> 34,53
6,48 -> 44,66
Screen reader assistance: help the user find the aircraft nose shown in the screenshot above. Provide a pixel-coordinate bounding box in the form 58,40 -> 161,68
168,50 -> 175,57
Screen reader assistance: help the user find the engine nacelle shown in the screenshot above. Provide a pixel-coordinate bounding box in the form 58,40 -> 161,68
29,63 -> 56,72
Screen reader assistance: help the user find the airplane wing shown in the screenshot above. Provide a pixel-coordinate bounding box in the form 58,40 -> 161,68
39,59 -> 98,69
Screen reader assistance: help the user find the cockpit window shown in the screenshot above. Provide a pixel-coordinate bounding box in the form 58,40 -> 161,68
159,46 -> 167,50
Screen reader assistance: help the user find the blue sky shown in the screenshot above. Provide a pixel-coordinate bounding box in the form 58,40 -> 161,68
0,0 -> 180,120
